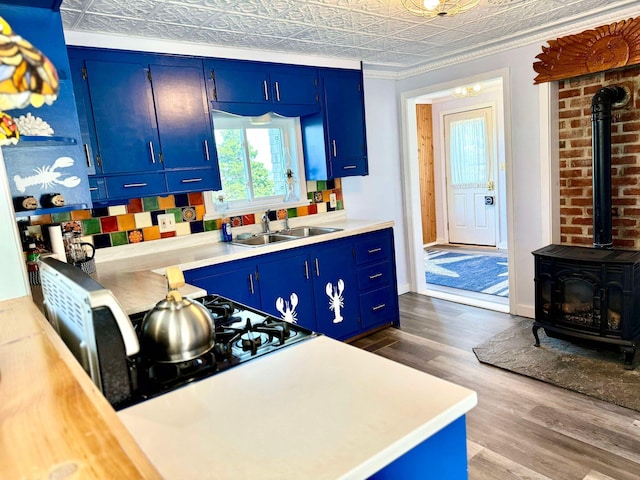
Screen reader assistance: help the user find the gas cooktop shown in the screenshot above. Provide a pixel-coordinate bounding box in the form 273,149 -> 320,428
119,295 -> 318,409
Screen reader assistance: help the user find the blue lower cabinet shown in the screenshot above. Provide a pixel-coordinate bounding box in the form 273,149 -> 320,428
370,416 -> 469,479
184,259 -> 260,309
311,241 -> 360,340
257,253 -> 317,332
89,176 -> 107,201
183,230 -> 399,339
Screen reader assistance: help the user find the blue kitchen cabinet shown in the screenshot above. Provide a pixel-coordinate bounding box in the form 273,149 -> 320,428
81,58 -> 162,175
257,252 -> 317,332
149,63 -> 219,172
302,68 -> 368,180
1,5 -> 92,216
310,240 -> 361,340
68,48 -> 222,200
184,259 -> 261,309
355,228 -> 400,330
204,59 -> 319,116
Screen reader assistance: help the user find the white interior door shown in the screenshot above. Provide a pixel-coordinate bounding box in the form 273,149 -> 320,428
444,107 -> 497,246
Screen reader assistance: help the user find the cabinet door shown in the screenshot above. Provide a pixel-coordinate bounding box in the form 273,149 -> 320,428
269,65 -> 318,106
258,253 -> 317,332
184,262 -> 260,309
205,59 -> 270,104
323,69 -> 368,176
68,55 -> 100,175
149,63 -> 220,177
311,242 -> 360,340
84,60 -> 162,174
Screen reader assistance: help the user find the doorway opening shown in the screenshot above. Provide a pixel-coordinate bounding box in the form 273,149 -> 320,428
402,71 -> 514,313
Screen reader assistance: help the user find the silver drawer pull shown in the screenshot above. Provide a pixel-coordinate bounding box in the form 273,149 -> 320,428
263,80 -> 269,101
369,273 -> 383,280
89,187 -> 98,192
332,139 -> 337,157
123,183 -> 148,188
304,260 -> 309,280
275,81 -> 281,102
181,178 -> 203,183
343,165 -> 357,170
368,247 -> 382,254
249,274 -> 254,294
372,304 -> 386,311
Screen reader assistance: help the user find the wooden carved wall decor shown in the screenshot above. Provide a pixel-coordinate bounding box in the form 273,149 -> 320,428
533,16 -> 640,84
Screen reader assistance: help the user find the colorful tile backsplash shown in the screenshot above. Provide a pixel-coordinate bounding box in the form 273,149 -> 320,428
23,180 -> 344,250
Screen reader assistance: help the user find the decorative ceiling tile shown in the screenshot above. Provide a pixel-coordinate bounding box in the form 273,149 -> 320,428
59,0 -> 640,74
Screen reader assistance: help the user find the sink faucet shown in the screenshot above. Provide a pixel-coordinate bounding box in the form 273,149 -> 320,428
284,212 -> 289,231
262,210 -> 271,233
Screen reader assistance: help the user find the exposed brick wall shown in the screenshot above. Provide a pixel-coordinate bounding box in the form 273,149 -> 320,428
558,65 -> 640,249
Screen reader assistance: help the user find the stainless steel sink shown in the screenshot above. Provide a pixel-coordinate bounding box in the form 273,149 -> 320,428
281,226 -> 343,238
231,233 -> 296,247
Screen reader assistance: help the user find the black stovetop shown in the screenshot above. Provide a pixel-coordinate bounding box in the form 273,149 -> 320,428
117,295 -> 317,409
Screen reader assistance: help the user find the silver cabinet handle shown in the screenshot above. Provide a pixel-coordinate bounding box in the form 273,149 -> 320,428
332,139 -> 337,157
369,273 -> 383,280
204,139 -> 210,161
275,81 -> 280,102
263,80 -> 269,101
304,260 -> 309,280
83,143 -> 92,168
149,141 -> 156,164
181,178 -> 203,183
372,304 -> 386,311
343,165 -> 357,170
123,183 -> 148,188
368,247 -> 382,254
249,274 -> 254,294
89,187 -> 98,192
314,258 -> 320,277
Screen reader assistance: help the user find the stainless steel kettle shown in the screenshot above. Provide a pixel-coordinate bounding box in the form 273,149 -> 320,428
141,266 -> 215,363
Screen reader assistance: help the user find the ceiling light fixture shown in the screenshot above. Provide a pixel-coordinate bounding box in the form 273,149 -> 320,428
451,84 -> 482,98
401,0 -> 481,18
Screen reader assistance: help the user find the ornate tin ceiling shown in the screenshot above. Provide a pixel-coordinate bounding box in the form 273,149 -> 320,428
60,0 -> 640,75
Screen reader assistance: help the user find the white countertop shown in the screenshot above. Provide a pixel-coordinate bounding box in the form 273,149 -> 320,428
117,335 -> 477,480
92,213 -> 393,315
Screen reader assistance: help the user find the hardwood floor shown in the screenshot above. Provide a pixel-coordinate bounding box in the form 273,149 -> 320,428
351,293 -> 640,480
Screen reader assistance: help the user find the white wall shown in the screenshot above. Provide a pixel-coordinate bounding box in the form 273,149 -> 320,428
0,148 -> 30,301
387,42 -> 547,317
341,76 -> 409,294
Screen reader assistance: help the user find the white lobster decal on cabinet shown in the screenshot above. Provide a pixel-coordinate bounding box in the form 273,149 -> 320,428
275,293 -> 298,324
326,279 -> 345,324
13,156 -> 81,193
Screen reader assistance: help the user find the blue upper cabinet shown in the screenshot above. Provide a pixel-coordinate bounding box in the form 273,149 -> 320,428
150,63 -> 217,170
302,68 -> 368,180
68,48 -> 222,200
204,59 -> 320,117
0,5 -> 92,215
83,58 -> 162,175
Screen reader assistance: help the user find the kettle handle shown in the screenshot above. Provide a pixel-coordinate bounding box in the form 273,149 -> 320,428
80,242 -> 95,259
165,266 -> 186,301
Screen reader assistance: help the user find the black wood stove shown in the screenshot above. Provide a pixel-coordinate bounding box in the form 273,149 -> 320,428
532,85 -> 640,368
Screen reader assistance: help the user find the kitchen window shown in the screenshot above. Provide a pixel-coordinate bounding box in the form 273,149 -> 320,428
211,111 -> 307,212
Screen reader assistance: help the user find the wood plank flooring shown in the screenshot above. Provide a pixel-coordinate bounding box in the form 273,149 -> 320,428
351,293 -> 640,480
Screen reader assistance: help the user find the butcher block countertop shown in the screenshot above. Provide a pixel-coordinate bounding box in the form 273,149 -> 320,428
0,296 -> 161,479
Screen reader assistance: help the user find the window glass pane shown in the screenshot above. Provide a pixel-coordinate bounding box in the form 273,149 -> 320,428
449,117 -> 486,187
212,112 -> 306,209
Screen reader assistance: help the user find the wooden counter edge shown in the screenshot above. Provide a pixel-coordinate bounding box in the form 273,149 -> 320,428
10,296 -> 162,479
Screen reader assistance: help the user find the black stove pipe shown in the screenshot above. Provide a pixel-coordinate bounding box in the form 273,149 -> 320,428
591,85 -> 626,248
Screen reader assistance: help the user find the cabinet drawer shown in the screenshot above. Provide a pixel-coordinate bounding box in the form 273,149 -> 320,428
360,286 -> 397,329
104,173 -> 166,199
358,261 -> 393,291
331,157 -> 368,177
89,176 -> 107,201
166,169 -> 219,193
355,230 -> 393,265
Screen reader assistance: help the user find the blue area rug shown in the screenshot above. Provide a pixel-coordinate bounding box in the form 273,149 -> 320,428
425,250 -> 509,297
